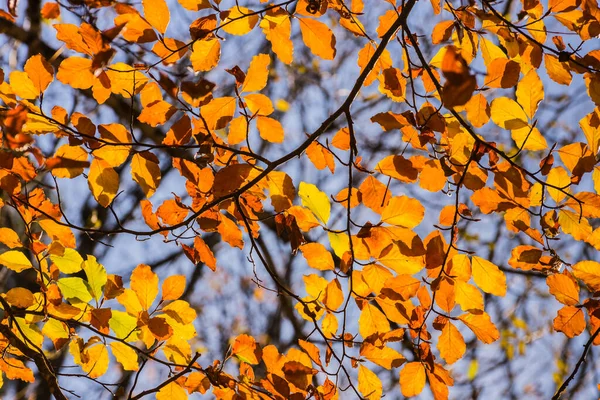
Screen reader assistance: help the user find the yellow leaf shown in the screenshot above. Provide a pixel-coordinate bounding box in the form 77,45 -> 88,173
244,93 -> 274,116
479,37 -> 507,66
162,275 -> 186,301
242,53 -> 270,92
399,362 -> 426,397
157,381 -> 188,400
221,7 -> 258,36
191,39 -> 220,72
300,243 -> 334,271
232,334 -> 262,364
298,182 -> 330,224
50,248 -> 84,274
143,0 -> 170,34
471,256 -> 506,296
82,344 -> 109,378
200,96 -> 235,131
0,250 -> 33,272
546,166 -> 570,203
359,303 -> 390,339
110,342 -> 139,371
358,365 -> 383,400
484,58 -> 520,88
547,272 -> 579,306
24,54 -> 54,95
298,18 -> 336,60
9,71 -> 39,99
572,260 -> 600,291
131,152 -> 161,197
381,196 -> 425,228
459,312 -> 500,344
92,124 -> 132,167
511,125 -> 548,151
438,321 -> 466,364
490,97 -> 528,129
360,343 -> 405,369
106,63 -> 149,98
516,69 -> 544,120
454,280 -> 484,312
545,54 -> 572,85
49,144 -> 89,179
5,288 -> 35,308
130,264 -> 158,310
88,159 -> 119,208
57,57 -> 94,89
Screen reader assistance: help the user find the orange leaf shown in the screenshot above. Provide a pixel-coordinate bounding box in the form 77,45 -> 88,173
399,362 -> 426,397
131,151 -> 161,197
24,54 -> 54,95
438,321 -> 465,364
459,312 -> 500,344
242,53 -> 270,93
300,243 -> 334,271
232,334 -> 262,364
57,57 -> 94,89
161,275 -> 186,301
191,39 -> 221,72
142,0 -> 170,34
257,115 -> 284,143
547,272 -> 579,306
298,18 -> 336,60
553,305 -> 586,338
359,303 -> 390,339
88,159 -> 119,208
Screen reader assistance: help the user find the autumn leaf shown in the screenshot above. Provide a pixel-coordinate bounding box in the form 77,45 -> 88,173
471,256 -> 506,296
0,250 -> 33,272
221,7 -> 258,36
88,159 -> 119,208
232,334 -> 262,364
298,18 -> 336,60
143,0 -> 170,34
358,365 -> 383,400
298,182 -> 330,224
130,264 -> 158,310
381,196 -> 425,228
400,362 -> 426,397
300,243 -> 334,271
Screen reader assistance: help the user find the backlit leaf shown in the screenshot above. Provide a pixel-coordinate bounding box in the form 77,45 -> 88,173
298,182 -> 330,224
298,18 -> 336,60
400,362 -> 426,397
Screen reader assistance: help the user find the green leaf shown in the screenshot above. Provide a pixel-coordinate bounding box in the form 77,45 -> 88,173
83,255 -> 107,301
50,248 -> 84,274
57,277 -> 93,303
109,310 -> 139,341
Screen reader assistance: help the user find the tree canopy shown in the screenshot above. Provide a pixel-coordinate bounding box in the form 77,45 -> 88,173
0,0 -> 599,398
